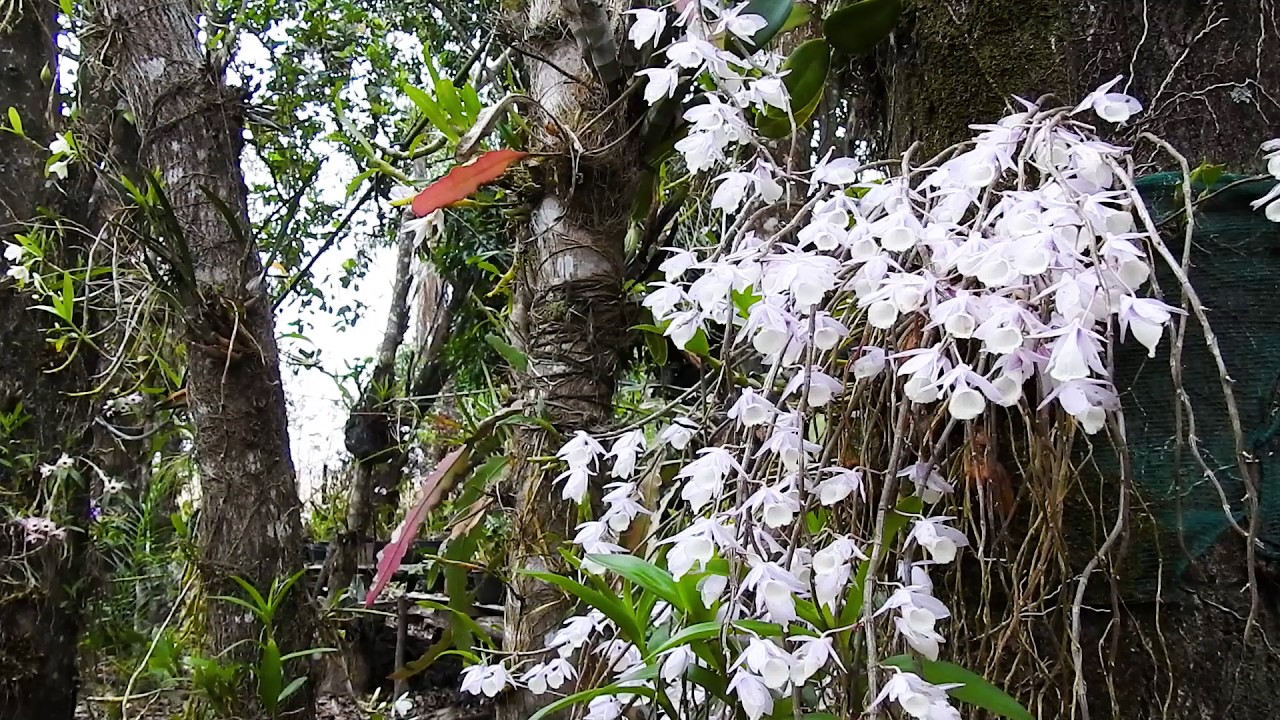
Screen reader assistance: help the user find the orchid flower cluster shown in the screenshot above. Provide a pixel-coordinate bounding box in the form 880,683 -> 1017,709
448,1 -> 1278,718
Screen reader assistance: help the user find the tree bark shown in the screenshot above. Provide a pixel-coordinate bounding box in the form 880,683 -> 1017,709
497,1 -> 637,717
877,2 -> 1280,717
96,0 -> 314,716
878,0 -> 1278,165
0,5 -> 95,719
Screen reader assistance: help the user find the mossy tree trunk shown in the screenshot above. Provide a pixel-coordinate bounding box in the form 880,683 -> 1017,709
96,0 -> 315,715
497,1 -> 638,717
0,4 -> 96,718
875,1 -> 1280,717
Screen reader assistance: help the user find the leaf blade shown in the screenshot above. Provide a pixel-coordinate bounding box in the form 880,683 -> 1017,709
410,149 -> 529,217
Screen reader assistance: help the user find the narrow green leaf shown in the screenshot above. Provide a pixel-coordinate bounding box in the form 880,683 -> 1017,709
733,619 -> 787,638
417,599 -> 495,649
484,332 -> 529,372
211,594 -> 265,620
521,570 -> 645,647
630,323 -> 666,335
528,679 -> 656,720
405,84 -> 460,142
460,83 -> 483,121
279,647 -> 336,663
61,271 -> 76,319
435,78 -> 467,129
228,575 -> 269,616
823,0 -> 902,55
277,676 -> 308,703
586,553 -> 685,610
757,39 -> 831,139
6,107 -> 22,135
345,167 -> 376,199
881,656 -> 1033,720
646,620 -> 723,659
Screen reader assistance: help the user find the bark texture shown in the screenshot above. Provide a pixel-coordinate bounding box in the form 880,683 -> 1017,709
0,6 -> 93,717
96,0 -> 314,716
877,2 -> 1280,718
878,0 -> 1278,165
498,1 -> 637,717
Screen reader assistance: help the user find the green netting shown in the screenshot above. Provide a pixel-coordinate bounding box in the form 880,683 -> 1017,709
1109,171 -> 1280,593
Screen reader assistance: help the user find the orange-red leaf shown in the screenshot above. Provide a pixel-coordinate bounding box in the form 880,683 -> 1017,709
410,149 -> 528,217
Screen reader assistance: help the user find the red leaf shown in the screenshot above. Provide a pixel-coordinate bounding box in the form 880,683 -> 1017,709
410,149 -> 529,217
364,447 -> 467,607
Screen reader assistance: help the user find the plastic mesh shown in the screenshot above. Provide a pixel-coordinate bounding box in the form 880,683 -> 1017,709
1107,172 -> 1280,595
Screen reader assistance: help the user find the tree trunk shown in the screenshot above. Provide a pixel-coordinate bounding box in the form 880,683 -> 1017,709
96,0 -> 315,716
878,2 -> 1280,717
323,225 -> 417,605
498,1 -> 636,717
0,5 -> 95,719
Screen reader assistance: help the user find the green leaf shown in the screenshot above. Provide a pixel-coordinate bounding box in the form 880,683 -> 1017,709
484,333 -> 529,372
823,0 -> 902,55
737,0 -> 795,52
630,323 -> 666,335
460,83 -> 483,121
644,331 -> 669,366
277,676 -> 308,704
521,570 -> 646,647
345,167 -> 376,199
435,78 -> 467,128
684,327 -> 712,357
279,647 -> 336,663
646,620 -> 723,659
732,619 -> 787,638
781,3 -> 813,33
528,679 -> 656,720
1190,161 -> 1225,188
732,286 -> 762,318
586,554 -> 685,610
6,107 -> 22,136
258,639 -> 283,716
881,656 -> 1033,720
228,575 -> 270,617
212,594 -> 266,621
757,39 -> 831,139
405,85 -> 460,143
